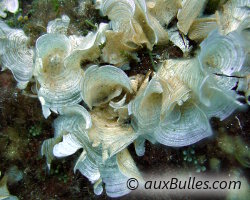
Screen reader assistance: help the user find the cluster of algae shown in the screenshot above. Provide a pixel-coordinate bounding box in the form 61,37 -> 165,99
0,0 -> 249,199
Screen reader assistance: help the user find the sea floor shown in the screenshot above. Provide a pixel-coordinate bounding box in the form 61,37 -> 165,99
0,1 -> 249,200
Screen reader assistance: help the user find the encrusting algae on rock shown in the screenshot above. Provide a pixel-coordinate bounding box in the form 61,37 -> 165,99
0,0 -> 249,198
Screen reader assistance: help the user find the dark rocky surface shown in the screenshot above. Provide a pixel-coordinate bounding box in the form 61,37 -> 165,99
0,1 -> 249,200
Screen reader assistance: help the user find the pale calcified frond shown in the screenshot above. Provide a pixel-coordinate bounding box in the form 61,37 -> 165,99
200,86 -> 243,120
0,20 -> 12,37
101,0 -> 145,45
89,108 -> 137,160
168,27 -> 191,55
134,136 -> 146,156
109,94 -> 130,122
35,21 -> 108,118
158,58 -> 243,121
58,104 -> 92,130
146,0 -> 182,26
54,105 -> 91,143
0,21 -> 34,89
212,74 -> 239,91
130,74 -> 145,93
41,105 -> 91,167
129,77 -> 163,133
0,0 -> 18,18
65,23 -> 109,69
101,31 -> 138,66
133,0 -> 158,47
188,15 -> 218,41
154,102 -> 212,147
101,0 -> 136,25
41,137 -> 61,169
109,94 -> 127,109
238,16 -> 250,44
34,33 -> 82,117
157,59 -> 207,115
3,1 -> 249,199
40,105 -> 103,195
47,15 -> 70,35
147,13 -> 169,45
53,134 -> 82,157
93,178 -> 103,195
101,0 -> 161,49
100,0 -> 168,65
199,29 -> 245,76
237,17 -> 250,67
117,148 -> 143,181
74,150 -> 101,183
72,135 -> 104,192
73,148 -> 105,195
217,0 -> 250,35
48,110 -> 141,198
100,149 -> 142,197
0,176 -> 18,200
177,0 -> 207,35
199,29 -> 247,94
81,65 -> 132,109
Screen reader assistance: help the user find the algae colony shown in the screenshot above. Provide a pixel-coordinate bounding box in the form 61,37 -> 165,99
0,0 -> 249,200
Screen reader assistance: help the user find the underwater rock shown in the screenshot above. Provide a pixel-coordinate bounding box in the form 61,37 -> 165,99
218,133 -> 250,168
0,0 -> 249,198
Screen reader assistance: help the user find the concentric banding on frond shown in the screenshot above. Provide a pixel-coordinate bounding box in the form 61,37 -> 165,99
100,0 -> 159,48
157,59 -> 208,109
177,0 -> 207,35
64,22 -> 109,69
217,0 -> 250,35
199,30 -> 245,76
89,108 -> 136,160
154,102 -> 212,147
34,33 -> 82,117
129,77 -> 163,133
146,0 -> 182,27
0,22 -> 34,89
200,86 -> 243,120
101,0 -> 136,22
188,15 -> 218,41
100,149 -> 143,198
41,105 -> 91,167
81,65 -> 133,109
